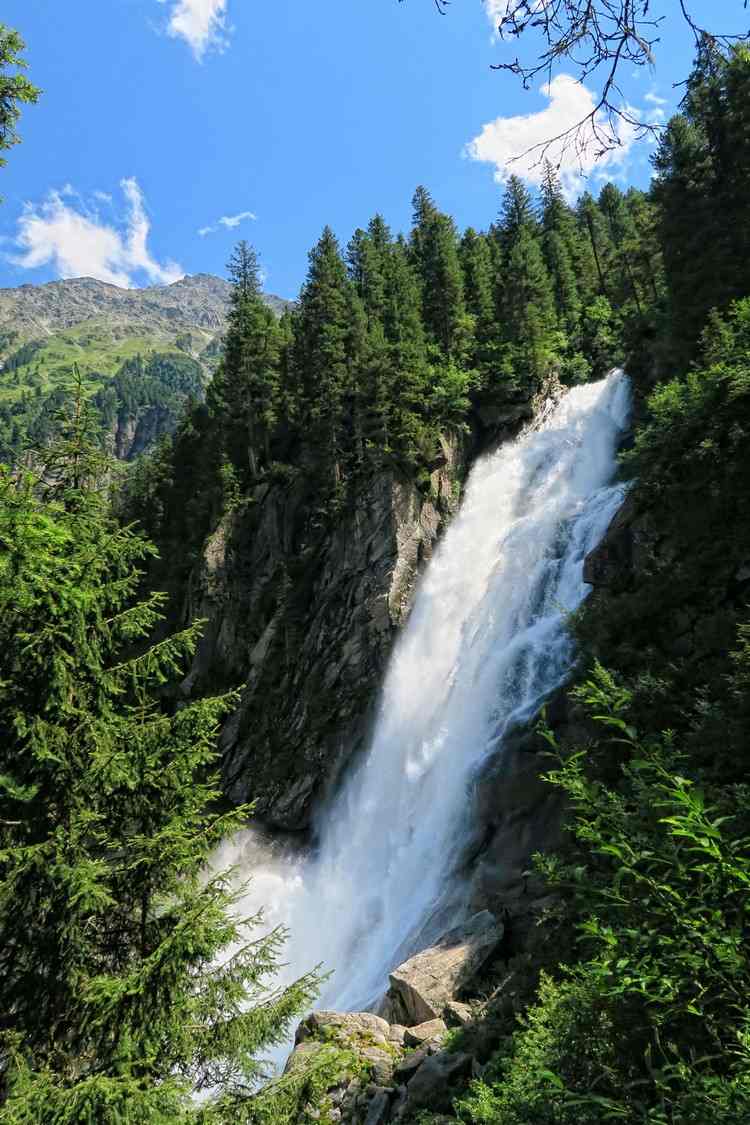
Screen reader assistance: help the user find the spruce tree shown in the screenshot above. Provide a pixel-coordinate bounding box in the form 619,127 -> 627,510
409,188 -> 467,357
598,183 -> 644,313
0,23 -> 40,171
0,392 -> 318,1120
459,227 -> 499,380
208,241 -> 281,482
346,217 -> 391,329
539,163 -> 584,335
498,175 -> 536,250
576,191 -> 616,299
499,178 -> 558,381
293,227 -> 356,498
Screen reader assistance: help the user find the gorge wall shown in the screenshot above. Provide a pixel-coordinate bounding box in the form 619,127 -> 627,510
176,380 -> 562,832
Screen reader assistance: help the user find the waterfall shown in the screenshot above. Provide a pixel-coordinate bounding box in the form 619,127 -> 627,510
216,370 -> 631,1053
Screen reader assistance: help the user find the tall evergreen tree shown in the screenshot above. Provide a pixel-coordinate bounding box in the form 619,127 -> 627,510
576,191 -> 617,299
346,217 -> 391,329
539,163 -> 590,336
499,177 -> 558,381
598,183 -> 644,313
0,396 -> 318,1120
409,187 -> 467,357
499,175 -> 536,250
652,43 -> 750,365
460,227 -> 498,378
293,227 -> 356,497
208,241 -> 281,481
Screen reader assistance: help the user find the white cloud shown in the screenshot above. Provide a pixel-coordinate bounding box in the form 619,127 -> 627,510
219,210 -> 256,229
466,74 -> 641,201
644,89 -> 669,124
483,1 -> 547,33
198,209 -> 257,236
164,0 -> 229,60
10,178 -> 184,288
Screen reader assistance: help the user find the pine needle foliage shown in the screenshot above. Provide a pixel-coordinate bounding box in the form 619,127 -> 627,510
0,390 -> 319,1121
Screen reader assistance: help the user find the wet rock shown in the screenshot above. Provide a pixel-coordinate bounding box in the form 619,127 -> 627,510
583,493 -> 636,588
386,911 -> 503,1025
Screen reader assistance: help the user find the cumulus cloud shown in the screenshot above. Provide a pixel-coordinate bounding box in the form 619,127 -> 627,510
10,178 -> 184,288
198,209 -> 257,237
164,0 -> 229,60
466,73 -> 641,200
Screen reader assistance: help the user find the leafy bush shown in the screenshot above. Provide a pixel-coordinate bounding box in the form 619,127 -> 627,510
458,658 -> 750,1124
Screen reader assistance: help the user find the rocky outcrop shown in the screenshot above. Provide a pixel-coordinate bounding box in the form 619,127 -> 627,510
180,435 -> 465,830
382,912 -> 503,1025
110,404 -> 175,461
279,920 -> 503,1123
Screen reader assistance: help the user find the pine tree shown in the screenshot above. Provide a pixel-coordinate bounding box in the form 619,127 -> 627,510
652,43 -> 750,365
293,227 -> 356,498
598,183 -> 644,313
346,216 -> 391,329
498,178 -> 558,381
499,175 -> 536,251
539,163 -> 584,335
576,191 -> 616,299
0,393 -> 319,1121
208,241 -> 281,481
409,188 -> 467,357
0,23 -> 40,171
459,227 -> 498,379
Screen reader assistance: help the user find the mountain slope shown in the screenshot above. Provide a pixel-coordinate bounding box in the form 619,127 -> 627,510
0,274 -> 289,461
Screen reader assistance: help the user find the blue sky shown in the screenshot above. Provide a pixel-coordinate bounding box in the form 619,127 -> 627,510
0,1 -> 745,299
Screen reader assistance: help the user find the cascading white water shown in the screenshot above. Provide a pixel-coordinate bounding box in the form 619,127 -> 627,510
217,370 -> 631,1054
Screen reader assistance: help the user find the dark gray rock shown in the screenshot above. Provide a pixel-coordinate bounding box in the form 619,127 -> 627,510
404,1050 -> 474,1113
182,439 -> 466,830
364,1089 -> 392,1125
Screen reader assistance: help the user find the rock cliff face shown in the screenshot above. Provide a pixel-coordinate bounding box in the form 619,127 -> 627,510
180,435 -> 465,830
110,404 -> 174,460
178,377 -> 566,832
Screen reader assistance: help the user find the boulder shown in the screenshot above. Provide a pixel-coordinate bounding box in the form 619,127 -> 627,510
404,1019 -> 447,1047
393,1046 -> 430,1082
296,1010 -> 391,1047
364,1088 -> 392,1125
444,1000 -> 473,1027
283,1039 -> 325,1076
404,1049 -> 474,1113
386,911 -> 503,1025
360,1045 -> 396,1086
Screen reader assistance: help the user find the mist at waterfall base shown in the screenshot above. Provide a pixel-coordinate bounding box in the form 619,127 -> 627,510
214,370 -> 631,1065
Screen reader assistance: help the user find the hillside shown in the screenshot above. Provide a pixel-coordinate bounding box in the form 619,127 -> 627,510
0,273 -> 289,461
